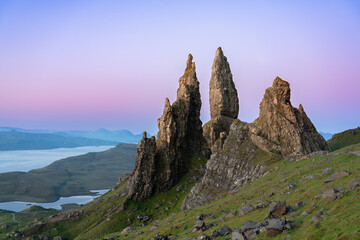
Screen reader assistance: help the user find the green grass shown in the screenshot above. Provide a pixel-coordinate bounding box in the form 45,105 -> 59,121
13,144 -> 360,240
328,127 -> 360,151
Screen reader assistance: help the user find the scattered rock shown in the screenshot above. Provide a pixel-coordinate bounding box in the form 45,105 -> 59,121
349,180 -> 360,189
151,235 -> 169,240
195,235 -> 210,240
217,226 -> 232,236
324,170 -> 350,183
305,174 -> 316,179
225,212 -> 235,218
294,201 -> 304,208
194,220 -> 205,230
121,226 -> 135,234
321,168 -> 332,176
312,215 -> 321,223
149,225 -> 158,231
53,237 -> 67,240
239,204 -> 255,216
241,221 -> 261,232
232,231 -> 246,240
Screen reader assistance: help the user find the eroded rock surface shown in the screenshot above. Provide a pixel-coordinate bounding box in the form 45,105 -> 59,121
128,54 -> 209,202
204,47 -> 239,151
182,120 -> 280,210
251,77 -> 329,157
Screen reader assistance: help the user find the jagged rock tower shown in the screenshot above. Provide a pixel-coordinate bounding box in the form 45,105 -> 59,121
128,54 -> 209,202
203,47 -> 239,151
250,77 -> 330,157
183,55 -> 329,210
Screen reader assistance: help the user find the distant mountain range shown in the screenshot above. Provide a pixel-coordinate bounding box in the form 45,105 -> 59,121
55,128 -> 146,143
0,127 -> 145,144
319,131 -> 334,140
0,130 -> 117,151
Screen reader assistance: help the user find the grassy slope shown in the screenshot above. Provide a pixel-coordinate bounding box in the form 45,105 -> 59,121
0,143 -> 136,202
328,127 -> 360,151
0,130 -> 118,151
17,145 -> 360,240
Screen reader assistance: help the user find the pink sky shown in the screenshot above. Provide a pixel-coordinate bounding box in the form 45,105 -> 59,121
0,1 -> 359,134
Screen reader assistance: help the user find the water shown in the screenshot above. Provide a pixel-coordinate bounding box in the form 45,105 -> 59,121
0,189 -> 109,212
0,145 -> 115,173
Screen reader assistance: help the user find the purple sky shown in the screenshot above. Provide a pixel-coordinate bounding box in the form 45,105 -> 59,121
0,0 -> 359,134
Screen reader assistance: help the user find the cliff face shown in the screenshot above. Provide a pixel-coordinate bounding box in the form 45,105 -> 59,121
203,47 -> 239,151
251,77 -> 329,157
183,72 -> 329,210
128,49 -> 329,206
182,120 -> 280,210
128,55 -> 209,202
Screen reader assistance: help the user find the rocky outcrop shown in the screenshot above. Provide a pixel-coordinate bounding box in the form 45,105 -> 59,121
251,77 -> 329,157
182,120 -> 280,210
183,75 -> 328,210
203,47 -> 239,151
128,54 -> 209,202
209,47 -> 239,119
127,133 -> 156,201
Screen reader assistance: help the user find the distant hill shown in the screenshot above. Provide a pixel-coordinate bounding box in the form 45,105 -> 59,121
55,128 -> 145,143
0,143 -> 136,202
327,127 -> 360,151
319,131 -> 334,140
0,127 -> 145,144
0,130 -> 117,151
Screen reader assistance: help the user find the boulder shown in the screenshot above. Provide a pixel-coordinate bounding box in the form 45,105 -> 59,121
239,204 -> 255,216
266,218 -> 285,237
218,226 -> 232,236
324,170 -> 350,183
269,201 -> 287,218
241,221 -> 261,232
232,231 -> 246,240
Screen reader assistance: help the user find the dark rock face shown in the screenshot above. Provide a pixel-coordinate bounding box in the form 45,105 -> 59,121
128,54 -> 209,202
251,77 -> 329,157
204,48 -> 239,151
127,133 -> 156,201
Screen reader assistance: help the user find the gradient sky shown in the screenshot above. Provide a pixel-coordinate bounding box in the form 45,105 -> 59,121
0,0 -> 359,134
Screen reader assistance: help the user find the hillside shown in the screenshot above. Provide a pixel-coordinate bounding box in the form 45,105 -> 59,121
0,130 -> 117,151
328,127 -> 360,151
0,143 -> 136,203
7,143 -> 357,240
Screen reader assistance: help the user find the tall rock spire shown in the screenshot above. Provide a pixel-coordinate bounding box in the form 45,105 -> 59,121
203,47 -> 239,151
127,54 -> 209,202
209,47 -> 239,119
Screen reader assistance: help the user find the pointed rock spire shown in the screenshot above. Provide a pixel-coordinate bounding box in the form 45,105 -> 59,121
252,76 -> 329,157
127,54 -> 209,202
209,47 -> 239,119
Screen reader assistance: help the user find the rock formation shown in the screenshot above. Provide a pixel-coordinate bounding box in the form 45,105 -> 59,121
209,47 -> 239,119
203,47 -> 239,151
250,76 -> 329,157
128,54 -> 210,202
182,120 -> 280,210
183,74 -> 329,210
127,133 -> 156,201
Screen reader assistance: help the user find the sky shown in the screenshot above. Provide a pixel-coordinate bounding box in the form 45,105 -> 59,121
0,0 -> 359,135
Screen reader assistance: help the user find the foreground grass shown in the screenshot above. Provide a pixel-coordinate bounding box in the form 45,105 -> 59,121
5,145 -> 360,239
